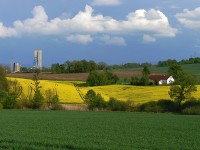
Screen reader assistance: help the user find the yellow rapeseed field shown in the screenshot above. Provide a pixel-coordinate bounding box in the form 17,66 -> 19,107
8,78 -> 83,103
80,85 -> 171,104
7,78 -> 200,104
80,85 -> 200,104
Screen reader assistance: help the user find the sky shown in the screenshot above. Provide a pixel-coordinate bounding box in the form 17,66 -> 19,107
0,0 -> 200,67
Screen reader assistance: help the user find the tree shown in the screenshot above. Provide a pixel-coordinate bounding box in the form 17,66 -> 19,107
31,70 -> 44,109
87,71 -> 119,86
130,76 -> 140,85
0,65 -> 8,91
84,89 -> 106,110
142,65 -> 150,77
98,61 -> 107,70
87,71 -> 107,86
168,63 -> 184,80
168,71 -> 197,109
140,65 -> 150,86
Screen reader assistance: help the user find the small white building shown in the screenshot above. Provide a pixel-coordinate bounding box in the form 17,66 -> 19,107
149,75 -> 174,85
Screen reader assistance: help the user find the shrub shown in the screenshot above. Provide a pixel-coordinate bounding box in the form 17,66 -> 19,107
87,71 -> 107,86
2,93 -> 18,109
136,100 -> 179,113
182,106 -> 200,115
32,91 -> 44,109
137,101 -> 162,113
84,90 -> 106,110
51,104 -> 63,110
0,90 -> 7,104
107,97 -> 128,111
157,99 -> 178,112
105,71 -> 119,85
130,77 -> 140,85
0,103 -> 3,110
45,89 -> 61,110
181,99 -> 200,110
87,71 -> 119,86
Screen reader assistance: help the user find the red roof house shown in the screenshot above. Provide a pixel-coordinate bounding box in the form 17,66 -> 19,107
149,75 -> 174,85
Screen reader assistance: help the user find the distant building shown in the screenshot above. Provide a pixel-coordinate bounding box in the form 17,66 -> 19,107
12,62 -> 21,73
149,75 -> 174,85
33,50 -> 42,70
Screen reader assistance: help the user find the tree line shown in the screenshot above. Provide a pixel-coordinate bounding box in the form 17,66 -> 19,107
50,61 -> 152,73
158,57 -> 200,67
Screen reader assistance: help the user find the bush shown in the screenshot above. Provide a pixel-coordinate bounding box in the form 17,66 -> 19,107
181,99 -> 200,110
137,101 -> 162,113
51,104 -> 63,110
87,71 -> 119,86
84,90 -> 106,110
87,71 -> 107,86
182,106 -> 200,115
105,71 -> 119,85
0,103 -> 3,110
2,93 -> 18,109
32,91 -> 44,109
130,77 -> 140,85
0,90 -> 7,104
136,100 -> 179,113
157,99 -> 178,112
107,97 -> 129,111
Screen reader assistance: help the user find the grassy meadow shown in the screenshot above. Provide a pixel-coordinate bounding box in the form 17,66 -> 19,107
114,63 -> 200,83
1,110 -> 200,149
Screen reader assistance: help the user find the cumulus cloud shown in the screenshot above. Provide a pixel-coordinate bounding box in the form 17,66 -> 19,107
0,22 -> 17,38
92,0 -> 122,6
100,35 -> 126,46
66,34 -> 93,44
0,5 -> 177,44
143,34 -> 156,43
175,7 -> 200,30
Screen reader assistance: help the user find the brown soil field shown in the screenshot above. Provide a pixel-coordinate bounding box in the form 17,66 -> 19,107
7,72 -> 142,81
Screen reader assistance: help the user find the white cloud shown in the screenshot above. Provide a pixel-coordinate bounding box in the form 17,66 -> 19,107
143,34 -> 156,43
176,7 -> 200,30
92,0 -> 122,6
0,5 -> 177,43
66,34 -> 93,44
0,22 -> 17,38
100,35 -> 126,46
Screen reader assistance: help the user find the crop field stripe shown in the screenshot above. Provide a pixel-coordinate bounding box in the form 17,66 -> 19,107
1,110 -> 200,149
7,77 -> 200,104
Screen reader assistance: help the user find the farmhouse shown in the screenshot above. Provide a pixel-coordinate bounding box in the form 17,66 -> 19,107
149,75 -> 174,85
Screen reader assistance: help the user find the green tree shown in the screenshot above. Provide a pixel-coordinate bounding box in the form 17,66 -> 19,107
0,65 -> 8,91
130,76 -> 140,85
84,90 -> 106,110
140,65 -> 150,86
168,63 -> 184,80
31,70 -> 44,109
87,71 -> 118,86
87,71 -> 107,86
169,72 -> 197,109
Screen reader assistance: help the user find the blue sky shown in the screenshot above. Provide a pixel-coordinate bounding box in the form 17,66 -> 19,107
0,0 -> 200,67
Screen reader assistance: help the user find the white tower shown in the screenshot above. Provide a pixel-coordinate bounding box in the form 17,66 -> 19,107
33,50 -> 43,70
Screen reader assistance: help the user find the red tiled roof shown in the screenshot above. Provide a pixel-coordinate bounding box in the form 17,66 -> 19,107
149,75 -> 170,81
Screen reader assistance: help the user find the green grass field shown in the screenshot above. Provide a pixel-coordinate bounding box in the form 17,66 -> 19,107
114,63 -> 200,83
1,110 -> 200,149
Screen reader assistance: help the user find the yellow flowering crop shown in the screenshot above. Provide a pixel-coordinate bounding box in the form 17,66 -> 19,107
8,78 -> 83,103
7,78 -> 200,104
80,85 -> 200,104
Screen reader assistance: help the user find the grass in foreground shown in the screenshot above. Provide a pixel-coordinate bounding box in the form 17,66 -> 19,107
0,111 -> 200,149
